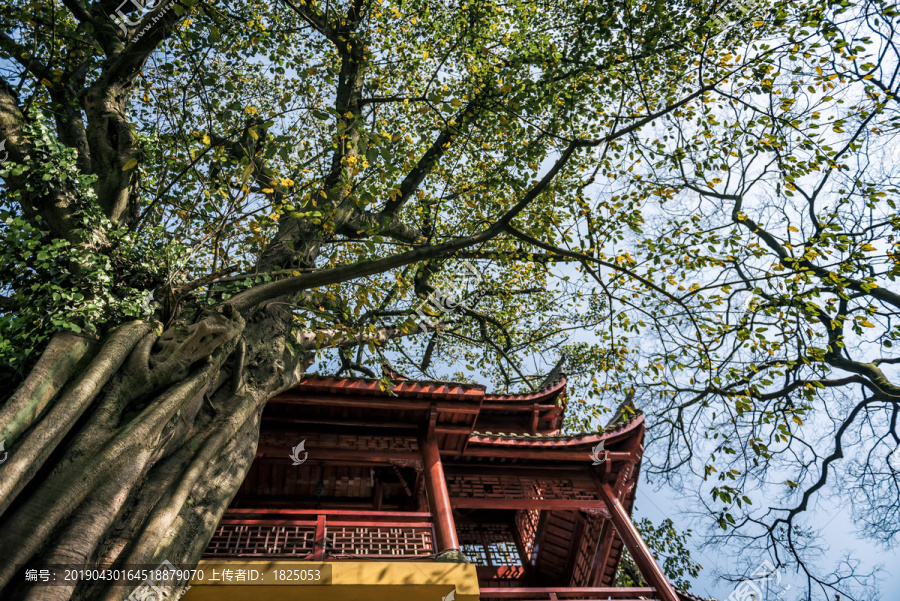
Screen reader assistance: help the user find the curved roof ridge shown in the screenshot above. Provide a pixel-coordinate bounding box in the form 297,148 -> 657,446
470,414 -> 644,443
295,372 -> 568,401
482,374 -> 567,403
296,372 -> 487,392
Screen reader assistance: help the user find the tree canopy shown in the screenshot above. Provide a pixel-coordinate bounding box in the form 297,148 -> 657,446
1,0 -> 899,598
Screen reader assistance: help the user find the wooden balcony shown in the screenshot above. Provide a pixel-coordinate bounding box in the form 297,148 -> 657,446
201,510 -> 669,601
203,509 -> 435,559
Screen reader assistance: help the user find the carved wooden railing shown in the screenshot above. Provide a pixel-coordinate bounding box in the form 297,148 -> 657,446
479,587 -> 662,601
203,509 -> 435,559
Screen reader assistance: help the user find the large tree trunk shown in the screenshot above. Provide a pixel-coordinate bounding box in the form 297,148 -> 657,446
0,301 -> 313,601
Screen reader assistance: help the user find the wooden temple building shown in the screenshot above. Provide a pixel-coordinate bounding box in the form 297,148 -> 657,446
185,368 -> 687,601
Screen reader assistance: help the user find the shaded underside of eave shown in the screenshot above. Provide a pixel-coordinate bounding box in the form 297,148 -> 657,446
276,374 -> 572,443
466,414 -> 644,448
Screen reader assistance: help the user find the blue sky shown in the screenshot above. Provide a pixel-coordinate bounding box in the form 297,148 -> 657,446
636,475 -> 900,600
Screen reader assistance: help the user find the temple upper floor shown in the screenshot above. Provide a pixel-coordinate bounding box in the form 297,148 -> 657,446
182,371 -> 686,601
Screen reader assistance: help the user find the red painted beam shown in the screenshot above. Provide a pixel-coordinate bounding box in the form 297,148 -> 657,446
450,498 -> 608,511
223,509 -> 432,518
593,479 -> 679,601
220,519 -> 433,529
273,393 -> 482,414
275,393 -> 430,410
254,446 -> 421,464
442,465 -> 595,480
478,587 -> 658,598
219,519 -> 317,526
479,402 -> 560,411
483,597 -> 652,601
260,416 -> 474,435
460,448 -> 633,462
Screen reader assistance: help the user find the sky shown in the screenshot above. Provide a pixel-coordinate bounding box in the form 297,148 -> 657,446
636,473 -> 900,600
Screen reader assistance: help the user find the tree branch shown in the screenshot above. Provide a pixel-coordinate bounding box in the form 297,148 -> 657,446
228,142 -> 580,311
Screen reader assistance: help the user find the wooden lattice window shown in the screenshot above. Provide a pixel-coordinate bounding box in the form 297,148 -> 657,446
328,525 -> 434,557
458,523 -> 523,567
515,509 -> 539,561
203,518 -> 435,559
204,524 -> 315,557
571,512 -> 603,586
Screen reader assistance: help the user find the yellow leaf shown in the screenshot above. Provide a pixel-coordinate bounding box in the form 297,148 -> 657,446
40,78 -> 52,87
788,225 -> 799,232
202,134 -> 211,145
262,188 -> 274,193
860,243 -> 876,251
122,159 -> 138,171
860,319 -> 875,328
753,20 -> 764,26
249,129 -> 259,140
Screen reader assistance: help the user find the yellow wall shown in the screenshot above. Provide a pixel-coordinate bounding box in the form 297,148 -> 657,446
181,560 -> 480,601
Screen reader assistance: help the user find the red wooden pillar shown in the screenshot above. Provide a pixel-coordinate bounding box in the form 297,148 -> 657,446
592,475 -> 679,601
418,408 -> 460,553
313,514 -> 326,560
